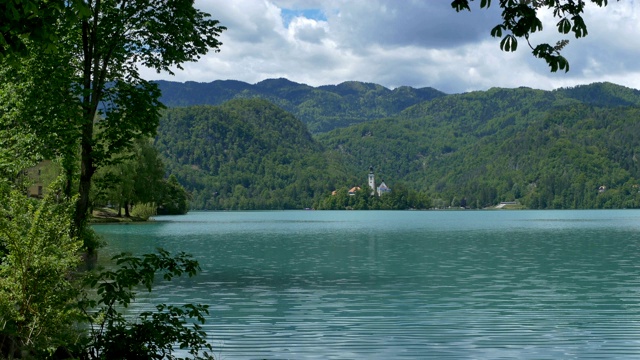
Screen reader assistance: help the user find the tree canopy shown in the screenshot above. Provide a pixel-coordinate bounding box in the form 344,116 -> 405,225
152,81 -> 640,210
71,0 -> 225,237
0,0 -> 88,58
451,0 -> 617,72
1,0 -> 226,246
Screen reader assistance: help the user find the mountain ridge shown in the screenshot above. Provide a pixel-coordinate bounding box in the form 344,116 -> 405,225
155,80 -> 640,210
155,78 -> 446,133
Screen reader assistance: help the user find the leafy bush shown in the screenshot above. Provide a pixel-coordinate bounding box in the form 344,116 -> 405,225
0,188 -> 83,358
75,249 -> 215,359
1,182 -> 215,359
131,202 -> 158,220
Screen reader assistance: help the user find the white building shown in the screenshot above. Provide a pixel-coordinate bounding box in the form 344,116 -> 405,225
368,166 -> 391,197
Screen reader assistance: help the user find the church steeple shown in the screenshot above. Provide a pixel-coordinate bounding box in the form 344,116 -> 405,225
368,166 -> 375,195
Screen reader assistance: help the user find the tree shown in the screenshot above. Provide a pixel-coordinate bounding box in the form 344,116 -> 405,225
0,46 -> 80,191
93,138 -> 166,217
157,174 -> 190,215
0,183 -> 216,358
1,0 -> 225,247
451,0 -> 616,72
71,0 -> 225,241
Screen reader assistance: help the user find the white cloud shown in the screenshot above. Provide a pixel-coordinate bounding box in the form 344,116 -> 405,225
140,0 -> 640,93
288,16 -> 329,44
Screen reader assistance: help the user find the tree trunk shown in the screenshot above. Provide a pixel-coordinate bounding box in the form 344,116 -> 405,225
75,10 -> 100,248
73,121 -> 95,243
124,201 -> 130,217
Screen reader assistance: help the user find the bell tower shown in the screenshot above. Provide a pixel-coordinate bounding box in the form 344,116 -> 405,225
368,166 -> 375,195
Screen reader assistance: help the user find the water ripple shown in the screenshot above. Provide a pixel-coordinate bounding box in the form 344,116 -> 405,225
95,210 -> 640,359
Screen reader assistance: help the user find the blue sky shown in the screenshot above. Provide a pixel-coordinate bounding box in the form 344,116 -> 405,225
280,8 -> 326,27
141,1 -> 640,94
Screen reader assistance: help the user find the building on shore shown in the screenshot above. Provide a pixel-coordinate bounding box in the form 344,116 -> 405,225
377,180 -> 391,196
368,166 -> 391,197
331,166 -> 392,197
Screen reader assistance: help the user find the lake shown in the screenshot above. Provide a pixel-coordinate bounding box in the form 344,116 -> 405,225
93,210 -> 640,359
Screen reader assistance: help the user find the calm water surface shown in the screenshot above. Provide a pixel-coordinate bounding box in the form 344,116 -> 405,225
94,210 -> 640,359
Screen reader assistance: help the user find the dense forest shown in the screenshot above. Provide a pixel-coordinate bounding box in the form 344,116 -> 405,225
156,78 -> 445,133
155,99 -> 357,209
154,81 -> 640,210
320,84 -> 640,209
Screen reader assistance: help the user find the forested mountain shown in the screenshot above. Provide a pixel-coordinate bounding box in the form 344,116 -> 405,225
156,81 -> 640,210
555,82 -> 640,107
155,99 -> 356,209
155,78 -> 445,133
318,84 -> 640,209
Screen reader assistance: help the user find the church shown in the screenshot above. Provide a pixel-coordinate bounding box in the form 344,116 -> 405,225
368,166 -> 391,197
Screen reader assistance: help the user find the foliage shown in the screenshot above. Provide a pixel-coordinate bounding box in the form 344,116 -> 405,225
157,175 -> 190,215
76,249 -> 214,359
156,81 -> 640,210
451,0 -> 615,72
0,0 -> 88,58
0,0 -> 226,248
0,183 -> 83,359
0,180 -> 213,358
156,79 -> 446,133
315,183 -> 431,210
130,202 -> 158,221
318,82 -> 640,209
156,99 -> 355,210
93,138 -> 165,216
93,137 -> 191,217
69,0 -> 225,239
0,50 -> 78,188
1,2 -> 219,358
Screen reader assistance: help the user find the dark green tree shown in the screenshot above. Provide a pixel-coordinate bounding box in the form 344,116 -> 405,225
157,174 -> 190,215
451,0 -> 616,72
2,0 -> 225,247
94,138 -> 167,216
71,0 -> 225,241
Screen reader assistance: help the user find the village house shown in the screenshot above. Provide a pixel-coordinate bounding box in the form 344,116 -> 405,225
22,160 -> 58,198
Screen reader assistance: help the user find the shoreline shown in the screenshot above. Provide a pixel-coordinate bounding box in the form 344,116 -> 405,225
90,207 -> 151,224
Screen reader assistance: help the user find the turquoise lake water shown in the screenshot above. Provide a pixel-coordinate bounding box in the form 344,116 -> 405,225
93,210 -> 640,359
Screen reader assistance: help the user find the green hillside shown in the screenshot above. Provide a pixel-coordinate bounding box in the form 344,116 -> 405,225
555,82 -> 640,107
155,99 -> 356,209
156,81 -> 640,210
155,78 -> 445,133
317,84 -> 640,209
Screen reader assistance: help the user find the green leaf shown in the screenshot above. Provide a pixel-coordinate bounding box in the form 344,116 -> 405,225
531,17 -> 543,33
572,15 -> 588,38
450,0 -> 471,12
500,35 -> 518,52
491,25 -> 503,38
557,18 -> 571,34
557,56 -> 570,72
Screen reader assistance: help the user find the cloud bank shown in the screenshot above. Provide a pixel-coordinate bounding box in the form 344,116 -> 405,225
140,0 -> 640,93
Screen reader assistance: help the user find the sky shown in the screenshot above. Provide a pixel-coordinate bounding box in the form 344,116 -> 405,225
141,0 -> 640,94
